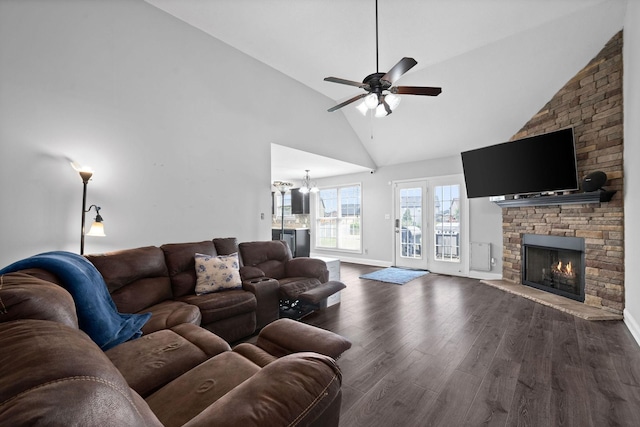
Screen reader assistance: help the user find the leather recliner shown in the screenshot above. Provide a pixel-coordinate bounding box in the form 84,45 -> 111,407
238,240 -> 346,318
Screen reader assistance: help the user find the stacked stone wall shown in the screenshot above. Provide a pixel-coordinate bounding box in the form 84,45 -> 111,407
502,31 -> 624,314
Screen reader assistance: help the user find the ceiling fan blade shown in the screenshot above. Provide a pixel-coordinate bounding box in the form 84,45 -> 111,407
324,77 -> 368,89
328,93 -> 367,112
381,57 -> 417,85
382,98 -> 392,116
391,86 -> 442,96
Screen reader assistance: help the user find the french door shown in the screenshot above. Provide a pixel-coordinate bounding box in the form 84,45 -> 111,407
428,175 -> 468,276
394,181 -> 427,270
394,175 -> 468,275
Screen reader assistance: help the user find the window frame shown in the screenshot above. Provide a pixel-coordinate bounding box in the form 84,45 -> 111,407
314,183 -> 362,253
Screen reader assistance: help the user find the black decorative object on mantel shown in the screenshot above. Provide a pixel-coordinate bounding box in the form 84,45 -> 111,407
493,190 -> 615,208
582,171 -> 608,192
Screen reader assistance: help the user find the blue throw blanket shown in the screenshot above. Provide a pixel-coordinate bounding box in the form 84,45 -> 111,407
0,251 -> 151,350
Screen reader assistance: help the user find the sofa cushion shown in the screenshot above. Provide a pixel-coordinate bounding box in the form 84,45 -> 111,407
161,241 -> 217,298
238,241 -> 291,279
86,246 -> 172,314
146,351 -> 261,427
278,276 -> 323,300
212,237 -> 239,256
138,300 -> 202,334
177,353 -> 343,427
106,325 -> 231,398
232,342 -> 277,367
194,253 -> 242,295
202,312 -> 257,344
177,290 -> 256,325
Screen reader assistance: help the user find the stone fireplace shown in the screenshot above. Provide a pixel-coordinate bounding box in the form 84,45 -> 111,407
497,31 -> 624,315
521,234 -> 585,302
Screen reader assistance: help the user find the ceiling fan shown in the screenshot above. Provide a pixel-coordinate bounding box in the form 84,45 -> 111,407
324,0 -> 441,116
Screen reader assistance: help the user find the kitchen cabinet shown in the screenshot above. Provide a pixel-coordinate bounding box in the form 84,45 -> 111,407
290,188 -> 309,214
272,189 -> 308,215
272,228 -> 310,257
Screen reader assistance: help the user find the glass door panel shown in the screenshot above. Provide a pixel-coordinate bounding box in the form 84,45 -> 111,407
434,184 -> 460,262
428,175 -> 468,276
394,181 -> 427,269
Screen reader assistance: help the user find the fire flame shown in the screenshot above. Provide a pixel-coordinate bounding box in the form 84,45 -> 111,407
552,260 -> 574,278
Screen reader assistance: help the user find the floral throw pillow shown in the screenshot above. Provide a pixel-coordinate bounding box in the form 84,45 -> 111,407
194,252 -> 242,295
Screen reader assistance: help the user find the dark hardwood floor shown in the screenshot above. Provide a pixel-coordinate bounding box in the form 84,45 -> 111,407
302,263 -> 640,427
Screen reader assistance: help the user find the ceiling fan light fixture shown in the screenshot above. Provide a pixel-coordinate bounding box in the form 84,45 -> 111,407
375,103 -> 389,117
386,93 -> 401,110
356,101 -> 369,115
364,93 -> 379,109
323,0 -> 441,114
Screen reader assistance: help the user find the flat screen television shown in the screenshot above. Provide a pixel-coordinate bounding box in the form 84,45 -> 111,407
461,128 -> 578,198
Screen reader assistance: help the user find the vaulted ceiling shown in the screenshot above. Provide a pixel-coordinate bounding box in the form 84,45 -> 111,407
145,0 -> 626,179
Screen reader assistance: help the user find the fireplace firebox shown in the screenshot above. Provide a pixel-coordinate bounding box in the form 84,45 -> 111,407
522,234 -> 585,302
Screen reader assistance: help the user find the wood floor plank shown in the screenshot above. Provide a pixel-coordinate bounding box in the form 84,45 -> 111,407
290,263 -> 640,426
457,295 -> 516,378
419,368 -> 484,427
463,357 -> 521,427
491,305 -> 553,427
549,316 -> 594,426
493,294 -> 536,362
339,349 -> 437,427
574,319 -> 639,427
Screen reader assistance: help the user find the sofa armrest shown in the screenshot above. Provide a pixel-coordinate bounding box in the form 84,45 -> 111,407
256,318 -> 352,360
182,353 -> 343,427
285,257 -> 329,282
239,265 -> 265,281
242,277 -> 279,329
0,271 -> 78,329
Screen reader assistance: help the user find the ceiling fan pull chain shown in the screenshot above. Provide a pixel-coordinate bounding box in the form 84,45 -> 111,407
370,109 -> 375,139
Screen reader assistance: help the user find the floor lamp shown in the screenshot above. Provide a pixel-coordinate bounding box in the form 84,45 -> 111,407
79,169 -> 106,255
273,181 -> 293,239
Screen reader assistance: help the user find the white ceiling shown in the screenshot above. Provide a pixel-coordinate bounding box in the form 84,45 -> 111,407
271,144 -> 372,183
145,0 -> 626,180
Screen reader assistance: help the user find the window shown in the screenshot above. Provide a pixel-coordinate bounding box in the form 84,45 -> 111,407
316,184 -> 361,251
434,184 -> 460,262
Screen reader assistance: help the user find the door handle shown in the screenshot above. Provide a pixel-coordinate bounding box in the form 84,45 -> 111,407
395,219 -> 400,233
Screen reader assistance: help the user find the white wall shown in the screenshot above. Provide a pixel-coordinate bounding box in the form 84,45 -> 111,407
624,0 -> 640,344
311,154 -> 504,278
0,0 -> 371,266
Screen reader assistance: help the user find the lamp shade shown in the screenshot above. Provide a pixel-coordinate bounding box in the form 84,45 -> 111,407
375,103 -> 389,117
87,221 -> 105,236
273,181 -> 293,193
386,93 -> 401,110
364,93 -> 378,109
356,101 -> 369,115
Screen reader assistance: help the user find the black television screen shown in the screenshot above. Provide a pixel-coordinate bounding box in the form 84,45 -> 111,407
461,128 -> 578,198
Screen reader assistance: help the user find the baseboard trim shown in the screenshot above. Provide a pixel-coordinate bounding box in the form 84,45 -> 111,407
309,253 -> 391,268
468,271 -> 502,281
624,308 -> 640,346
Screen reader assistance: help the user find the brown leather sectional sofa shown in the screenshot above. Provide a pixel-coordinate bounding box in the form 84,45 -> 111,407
0,238 -> 352,425
85,237 -> 340,343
